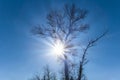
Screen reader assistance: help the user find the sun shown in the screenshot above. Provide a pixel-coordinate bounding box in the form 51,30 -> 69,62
51,40 -> 65,56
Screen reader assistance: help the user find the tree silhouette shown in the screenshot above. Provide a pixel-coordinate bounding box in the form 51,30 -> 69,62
32,4 -> 107,80
77,31 -> 107,80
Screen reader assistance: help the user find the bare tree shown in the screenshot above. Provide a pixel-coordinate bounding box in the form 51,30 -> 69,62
52,73 -> 57,80
32,4 -> 107,80
32,4 -> 89,80
77,31 -> 107,80
30,75 -> 41,80
43,65 -> 52,80
30,66 -> 53,80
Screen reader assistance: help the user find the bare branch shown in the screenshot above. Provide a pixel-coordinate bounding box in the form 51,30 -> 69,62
77,31 -> 108,80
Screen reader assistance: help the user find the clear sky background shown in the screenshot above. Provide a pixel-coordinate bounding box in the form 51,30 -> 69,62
0,0 -> 120,80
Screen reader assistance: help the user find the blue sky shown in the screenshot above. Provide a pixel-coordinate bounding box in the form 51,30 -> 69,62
0,0 -> 120,80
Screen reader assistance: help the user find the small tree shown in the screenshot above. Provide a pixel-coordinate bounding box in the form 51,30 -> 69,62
30,75 -> 41,80
43,65 -> 52,80
77,31 -> 107,80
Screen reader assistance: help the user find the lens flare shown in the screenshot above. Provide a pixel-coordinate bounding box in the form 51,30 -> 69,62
52,40 -> 65,56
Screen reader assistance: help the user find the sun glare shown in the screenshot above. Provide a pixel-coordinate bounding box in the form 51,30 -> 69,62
52,40 -> 65,56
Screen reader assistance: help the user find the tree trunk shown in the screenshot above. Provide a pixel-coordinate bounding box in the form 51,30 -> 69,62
64,57 -> 69,80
